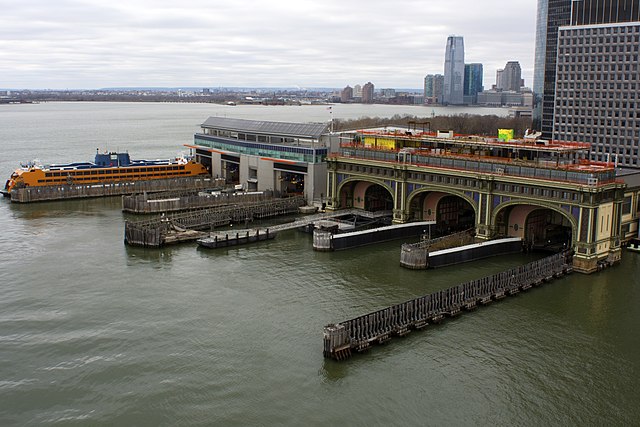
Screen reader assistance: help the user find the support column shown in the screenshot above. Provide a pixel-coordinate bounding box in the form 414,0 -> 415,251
325,160 -> 339,211
393,168 -> 410,223
476,179 -> 493,240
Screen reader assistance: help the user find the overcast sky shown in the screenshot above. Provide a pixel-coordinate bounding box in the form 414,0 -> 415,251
0,0 -> 537,90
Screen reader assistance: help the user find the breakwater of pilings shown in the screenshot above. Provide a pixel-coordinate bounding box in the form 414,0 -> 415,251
323,251 -> 573,361
122,186 -> 274,214
124,196 -> 306,247
9,177 -> 213,203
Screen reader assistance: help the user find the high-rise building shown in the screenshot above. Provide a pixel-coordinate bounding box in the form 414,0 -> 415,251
340,86 -> 353,103
570,0 -> 640,25
362,82 -> 375,103
353,84 -> 362,98
443,36 -> 465,105
424,75 -> 434,101
552,5 -> 640,167
532,0 -> 572,136
496,69 -> 504,90
463,63 -> 483,104
501,61 -> 523,92
424,74 -> 444,103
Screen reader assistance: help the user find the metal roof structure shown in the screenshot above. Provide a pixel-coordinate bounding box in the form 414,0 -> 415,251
201,117 -> 329,139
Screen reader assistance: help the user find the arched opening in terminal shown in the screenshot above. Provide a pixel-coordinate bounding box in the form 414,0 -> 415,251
364,184 -> 393,211
410,192 -> 475,235
496,205 -> 573,252
339,181 -> 393,212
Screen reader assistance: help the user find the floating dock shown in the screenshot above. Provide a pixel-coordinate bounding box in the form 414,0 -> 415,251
195,209 -> 388,250
323,251 -> 573,361
197,228 -> 275,248
400,233 -> 523,269
312,221 -> 435,251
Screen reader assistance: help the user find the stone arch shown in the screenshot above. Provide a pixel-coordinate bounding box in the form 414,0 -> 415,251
407,188 -> 478,222
336,177 -> 394,210
492,200 -> 577,248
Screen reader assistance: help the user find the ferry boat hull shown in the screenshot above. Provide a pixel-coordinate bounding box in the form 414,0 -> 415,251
2,151 -> 209,196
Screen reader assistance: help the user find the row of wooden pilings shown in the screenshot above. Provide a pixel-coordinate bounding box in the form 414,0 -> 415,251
124,196 -> 306,247
323,251 -> 573,361
121,185 -> 273,214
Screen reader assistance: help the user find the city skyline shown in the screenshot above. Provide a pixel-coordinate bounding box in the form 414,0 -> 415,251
1,0 -> 536,90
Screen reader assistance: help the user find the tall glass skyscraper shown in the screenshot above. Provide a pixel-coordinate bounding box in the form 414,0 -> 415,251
463,63 -> 483,104
443,36 -> 465,105
532,0 -> 571,136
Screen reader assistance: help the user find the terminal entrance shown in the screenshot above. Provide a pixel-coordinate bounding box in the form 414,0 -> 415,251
495,205 -> 573,252
222,160 -> 239,185
279,171 -> 305,196
525,209 -> 572,252
364,184 -> 393,211
436,196 -> 475,233
410,192 -> 475,235
338,181 -> 393,212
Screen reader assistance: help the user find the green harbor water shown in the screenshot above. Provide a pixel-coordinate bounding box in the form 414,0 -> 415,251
0,102 -> 638,426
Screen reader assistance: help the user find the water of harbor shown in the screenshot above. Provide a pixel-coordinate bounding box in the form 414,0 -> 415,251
0,102 -> 639,426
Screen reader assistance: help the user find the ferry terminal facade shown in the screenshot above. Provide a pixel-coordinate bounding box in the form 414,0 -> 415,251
189,117 -> 640,274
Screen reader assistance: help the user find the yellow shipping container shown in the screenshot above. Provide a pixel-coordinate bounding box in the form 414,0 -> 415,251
498,129 -> 514,142
364,136 -> 397,149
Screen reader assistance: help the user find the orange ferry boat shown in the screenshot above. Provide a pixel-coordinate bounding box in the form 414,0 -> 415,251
2,150 -> 209,196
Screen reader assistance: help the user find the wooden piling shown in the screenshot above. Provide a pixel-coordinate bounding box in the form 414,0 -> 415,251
323,251 -> 573,361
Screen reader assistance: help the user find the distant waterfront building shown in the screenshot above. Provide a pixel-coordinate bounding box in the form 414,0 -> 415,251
476,90 -> 504,107
362,82 -> 375,103
463,63 -> 483,104
380,88 -> 396,98
501,61 -> 523,92
340,86 -> 353,103
443,36 -> 465,105
424,75 -> 434,102
495,69 -> 504,90
424,74 -> 444,104
533,0 -> 572,136
353,84 -> 362,98
552,2 -> 640,167
476,88 -> 530,107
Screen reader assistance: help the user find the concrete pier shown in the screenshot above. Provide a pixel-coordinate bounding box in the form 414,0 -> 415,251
312,221 -> 435,251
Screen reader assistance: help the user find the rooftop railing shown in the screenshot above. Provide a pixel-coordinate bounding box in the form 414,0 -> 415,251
333,145 -> 620,186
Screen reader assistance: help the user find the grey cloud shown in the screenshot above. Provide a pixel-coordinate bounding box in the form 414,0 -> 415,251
0,0 -> 536,89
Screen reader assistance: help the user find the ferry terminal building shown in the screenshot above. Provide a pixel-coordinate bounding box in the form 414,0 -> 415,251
188,117 -> 336,205
188,117 -> 640,273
